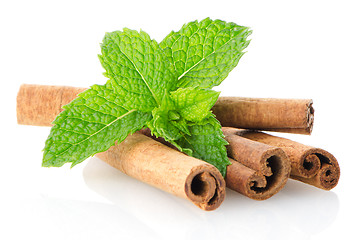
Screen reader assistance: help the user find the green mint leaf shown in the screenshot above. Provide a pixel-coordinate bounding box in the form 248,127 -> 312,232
99,28 -> 177,111
173,115 -> 230,177
146,92 -> 190,142
160,17 -> 252,89
42,84 -> 152,167
170,87 -> 220,122
43,28 -> 176,167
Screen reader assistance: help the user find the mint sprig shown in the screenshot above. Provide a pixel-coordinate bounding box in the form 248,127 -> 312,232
42,18 -> 251,176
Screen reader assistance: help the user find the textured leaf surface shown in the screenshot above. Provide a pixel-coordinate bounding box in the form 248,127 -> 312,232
173,115 -> 230,176
99,28 -> 177,111
43,84 -> 152,167
160,18 -> 251,89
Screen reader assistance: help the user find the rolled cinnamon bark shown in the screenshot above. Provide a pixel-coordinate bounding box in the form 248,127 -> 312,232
96,133 -> 225,210
17,85 -> 314,134
212,97 -> 314,135
222,128 -> 291,200
229,128 -> 340,190
226,159 -> 267,200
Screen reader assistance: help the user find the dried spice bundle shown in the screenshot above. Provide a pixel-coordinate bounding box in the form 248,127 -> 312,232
16,18 -> 340,211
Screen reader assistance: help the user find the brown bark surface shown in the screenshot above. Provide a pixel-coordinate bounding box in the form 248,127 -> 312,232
16,84 -> 86,126
213,97 -> 314,134
96,133 -> 225,210
18,85 -> 314,135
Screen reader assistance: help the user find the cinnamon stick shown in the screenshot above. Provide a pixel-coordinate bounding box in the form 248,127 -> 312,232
16,84 -> 86,127
97,133 -> 225,210
212,97 -> 314,135
140,128 -> 285,200
226,128 -> 340,190
222,128 -> 291,199
17,85 -> 314,135
17,84 -> 225,210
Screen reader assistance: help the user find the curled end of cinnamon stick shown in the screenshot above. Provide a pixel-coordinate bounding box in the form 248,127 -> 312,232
138,128 -> 225,210
318,164 -> 340,190
306,100 -> 315,134
254,148 -> 290,200
223,128 -> 291,200
226,148 -> 290,201
226,159 -> 266,200
185,165 -> 225,211
292,149 -> 340,190
296,150 -> 322,178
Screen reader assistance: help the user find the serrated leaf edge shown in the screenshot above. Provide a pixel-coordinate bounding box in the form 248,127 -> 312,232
49,109 -> 137,160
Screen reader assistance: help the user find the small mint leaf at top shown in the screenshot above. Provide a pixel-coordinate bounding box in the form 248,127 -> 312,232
160,17 -> 252,89
42,84 -> 152,167
146,92 -> 190,143
170,87 -> 220,122
147,110 -> 183,143
99,28 -> 177,111
168,110 -> 180,121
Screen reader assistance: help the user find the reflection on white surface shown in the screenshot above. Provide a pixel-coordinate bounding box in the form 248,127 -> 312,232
83,157 -> 339,240
3,196 -> 160,240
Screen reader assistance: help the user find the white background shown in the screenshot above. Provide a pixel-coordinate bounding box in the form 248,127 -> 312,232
1,0 -> 361,239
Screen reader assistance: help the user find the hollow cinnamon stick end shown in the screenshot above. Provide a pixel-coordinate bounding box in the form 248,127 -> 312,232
226,147 -> 291,201
185,165 -> 226,211
223,128 -> 291,200
291,149 -> 340,190
318,163 -> 340,190
305,99 -> 314,135
257,148 -> 291,199
226,159 -> 267,200
294,150 -> 322,178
